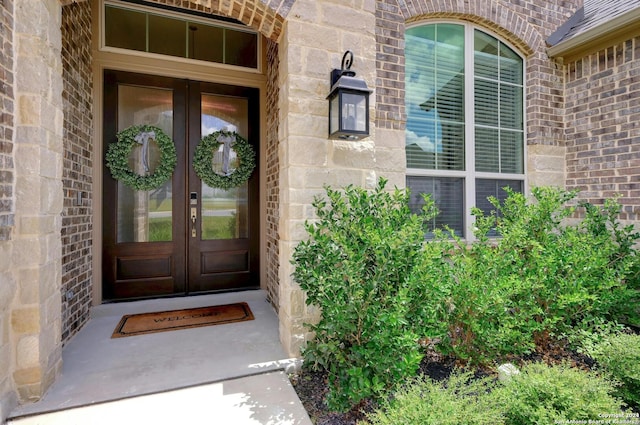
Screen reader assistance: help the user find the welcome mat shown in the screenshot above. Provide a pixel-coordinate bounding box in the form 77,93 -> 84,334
111,302 -> 254,338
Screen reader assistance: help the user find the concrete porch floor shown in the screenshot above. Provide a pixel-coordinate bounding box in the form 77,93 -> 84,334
8,290 -> 312,424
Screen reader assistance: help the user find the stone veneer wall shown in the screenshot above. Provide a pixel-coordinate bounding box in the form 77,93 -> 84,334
265,39 -> 280,310
0,0 -> 16,421
374,0 -> 581,189
564,37 -> 640,220
276,0 -> 409,357
0,0 -> 65,420
61,1 -> 93,345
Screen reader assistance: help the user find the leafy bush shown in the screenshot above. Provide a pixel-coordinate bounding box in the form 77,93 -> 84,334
292,178 -> 436,411
588,332 -> 640,410
408,187 -> 640,364
477,187 -> 639,335
492,362 -> 625,424
407,230 -> 542,364
362,372 -> 504,425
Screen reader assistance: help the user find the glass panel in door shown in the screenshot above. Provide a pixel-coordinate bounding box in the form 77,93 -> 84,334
200,94 -> 249,240
116,85 -> 174,243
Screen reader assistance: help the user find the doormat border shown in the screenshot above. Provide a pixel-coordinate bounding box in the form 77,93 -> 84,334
111,302 -> 254,338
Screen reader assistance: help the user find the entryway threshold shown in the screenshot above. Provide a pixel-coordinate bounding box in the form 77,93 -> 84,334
8,290 -> 311,424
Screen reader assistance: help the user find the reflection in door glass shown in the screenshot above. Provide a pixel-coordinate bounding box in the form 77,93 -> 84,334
116,85 -> 173,243
200,94 -> 249,240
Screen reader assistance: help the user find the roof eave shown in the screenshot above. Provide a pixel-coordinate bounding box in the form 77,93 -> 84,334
547,7 -> 640,58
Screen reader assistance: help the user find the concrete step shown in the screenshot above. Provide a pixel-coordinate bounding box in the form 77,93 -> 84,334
8,371 -> 312,425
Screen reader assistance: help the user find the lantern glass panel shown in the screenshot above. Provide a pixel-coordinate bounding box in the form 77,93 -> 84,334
342,93 -> 367,132
330,95 -> 340,134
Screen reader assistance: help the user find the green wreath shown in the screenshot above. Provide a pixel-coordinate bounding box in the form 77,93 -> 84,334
106,125 -> 177,191
193,130 -> 256,190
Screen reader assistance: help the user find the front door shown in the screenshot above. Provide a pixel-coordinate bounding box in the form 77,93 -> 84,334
102,70 -> 259,301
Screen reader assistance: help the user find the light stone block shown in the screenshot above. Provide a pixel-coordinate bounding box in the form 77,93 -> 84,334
11,308 -> 41,334
0,274 -> 15,312
19,215 -> 56,235
321,3 -> 374,34
0,244 -> 10,272
288,113 -> 325,138
381,172 -> 407,190
528,172 -> 565,188
0,334 -> 9,377
334,169 -> 367,188
15,176 -> 43,213
44,291 -> 62,329
287,96 -> 326,116
529,154 -> 564,172
331,140 -> 375,169
375,128 -> 405,149
303,48 -> 330,79
302,168 -> 336,188
17,95 -> 42,127
17,382 -> 43,403
287,137 -> 329,166
285,21 -> 339,49
0,313 -> 6,344
11,237 -> 43,267
281,219 -> 308,242
18,269 -> 40,304
288,0 -> 318,22
16,336 -> 40,369
289,76 -> 326,99
14,126 -> 46,146
288,188 -> 326,205
15,57 -> 50,97
374,148 -> 406,172
43,179 -> 64,213
40,148 -> 62,179
365,170 -> 378,188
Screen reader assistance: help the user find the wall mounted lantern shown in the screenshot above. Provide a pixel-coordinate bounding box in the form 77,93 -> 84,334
327,51 -> 372,140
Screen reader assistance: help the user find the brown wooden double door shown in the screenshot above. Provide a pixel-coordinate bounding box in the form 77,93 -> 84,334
102,70 -> 259,301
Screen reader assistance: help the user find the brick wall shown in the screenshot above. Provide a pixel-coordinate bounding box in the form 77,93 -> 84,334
0,0 -> 15,242
565,37 -> 640,219
61,2 -> 93,345
265,39 -> 280,311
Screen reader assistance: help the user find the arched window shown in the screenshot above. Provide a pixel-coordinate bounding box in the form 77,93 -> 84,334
405,23 -> 525,238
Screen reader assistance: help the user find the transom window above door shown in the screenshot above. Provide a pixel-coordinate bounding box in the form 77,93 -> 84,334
405,22 -> 525,239
102,0 -> 259,70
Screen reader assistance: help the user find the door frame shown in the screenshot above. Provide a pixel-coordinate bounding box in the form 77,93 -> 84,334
91,8 -> 268,304
101,71 -> 261,300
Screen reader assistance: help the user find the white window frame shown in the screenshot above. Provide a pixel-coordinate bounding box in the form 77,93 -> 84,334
405,21 -> 527,240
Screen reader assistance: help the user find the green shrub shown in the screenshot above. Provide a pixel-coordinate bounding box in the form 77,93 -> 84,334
292,178 -> 436,411
407,231 -> 542,364
362,371 -> 504,425
589,332 -> 640,410
477,188 -> 639,336
492,362 -> 625,424
408,187 -> 640,364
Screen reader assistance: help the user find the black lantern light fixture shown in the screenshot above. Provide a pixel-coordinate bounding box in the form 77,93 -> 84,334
327,51 -> 372,140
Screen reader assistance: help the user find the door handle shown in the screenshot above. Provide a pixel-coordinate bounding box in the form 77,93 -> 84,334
191,207 -> 197,237
190,192 -> 198,238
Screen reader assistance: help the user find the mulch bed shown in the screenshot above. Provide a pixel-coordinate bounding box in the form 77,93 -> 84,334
290,338 -> 600,425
